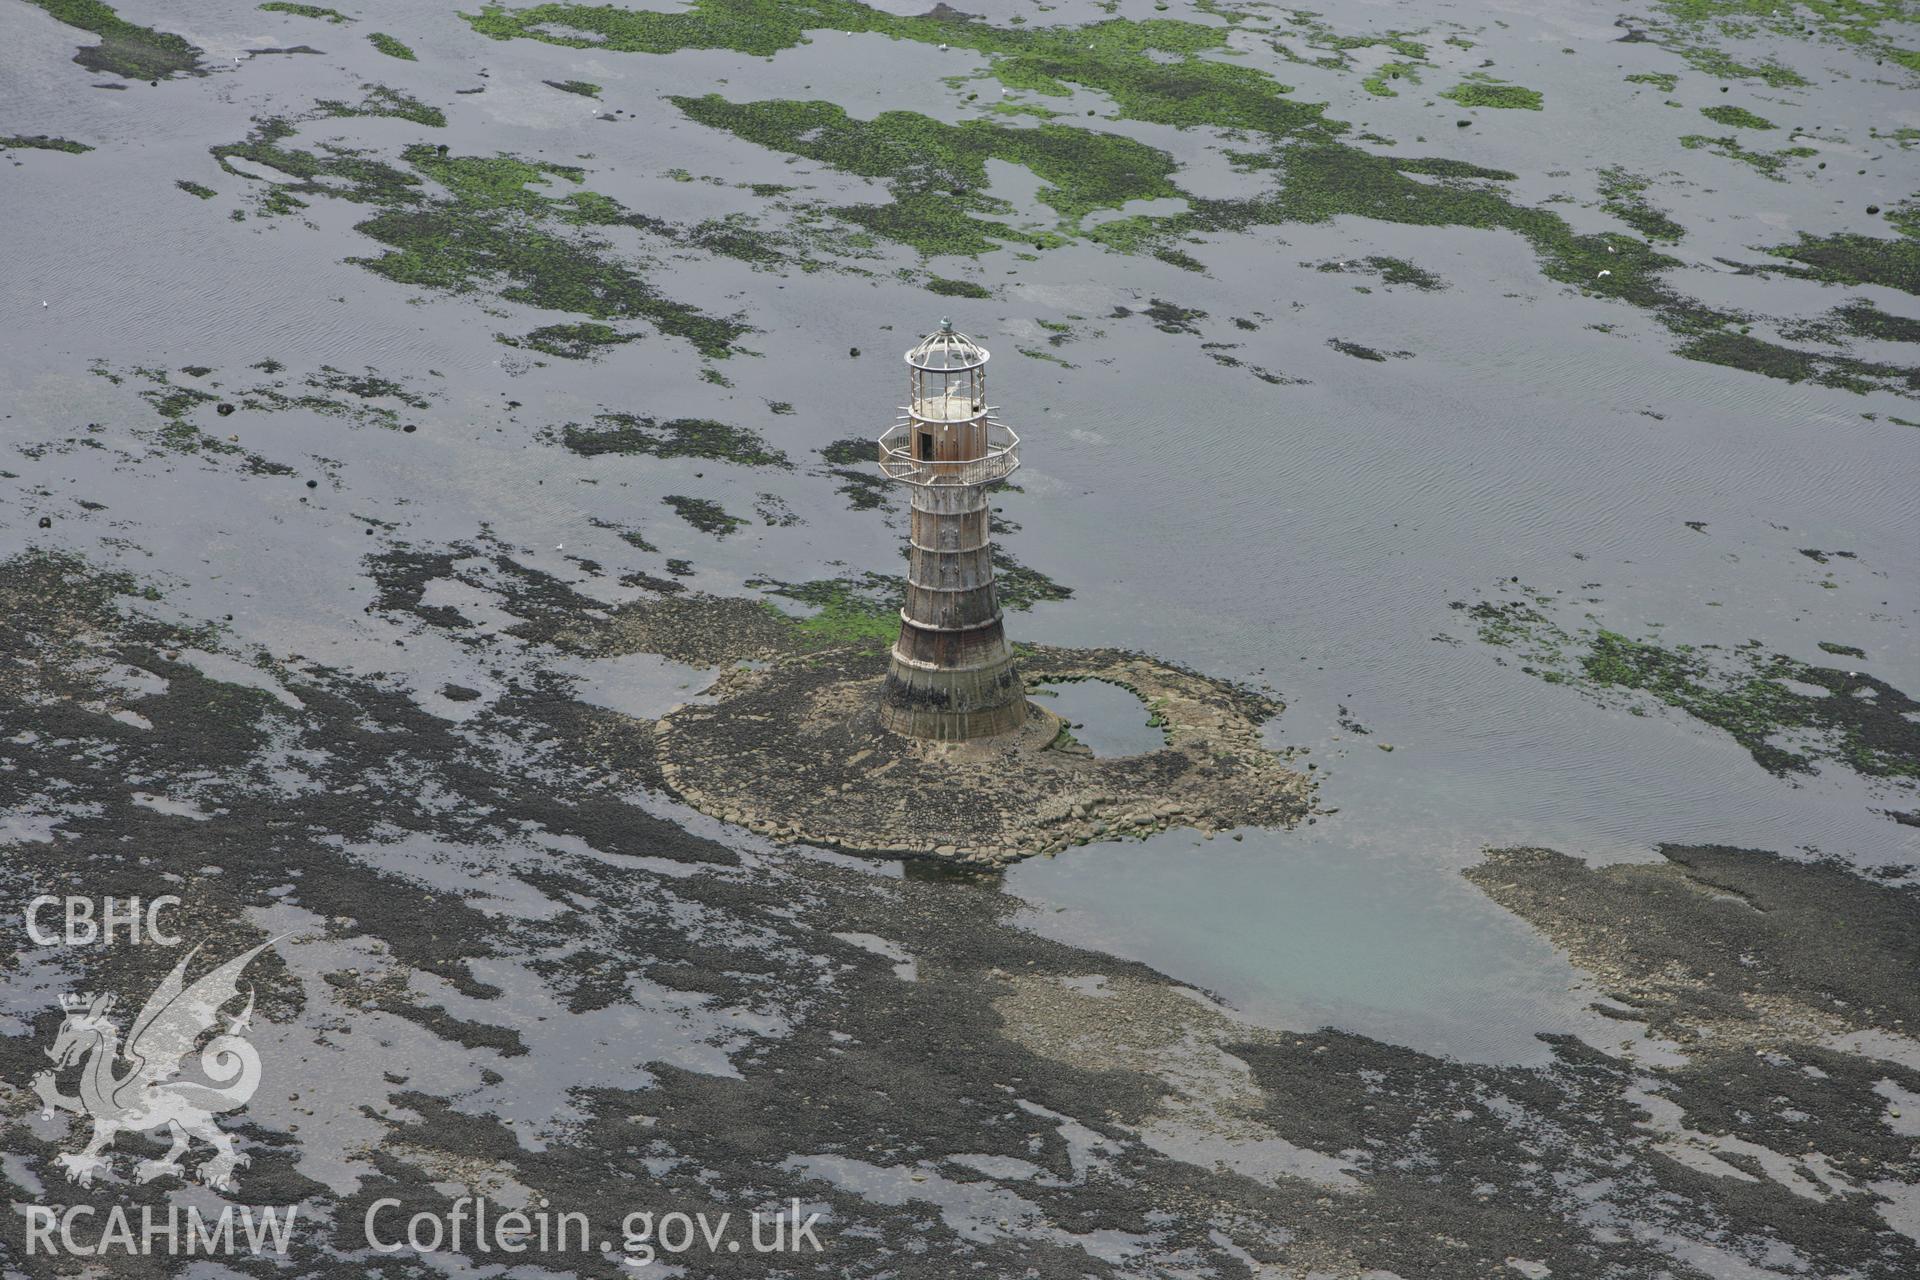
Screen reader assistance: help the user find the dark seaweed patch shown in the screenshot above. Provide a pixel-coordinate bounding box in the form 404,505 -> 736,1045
670,94 -> 1185,257
500,321 -> 643,359
1598,167 -> 1685,242
1676,331 -> 1919,396
1311,254 -> 1448,290
315,84 -> 447,128
1763,230 -> 1920,297
1698,104 -> 1775,129
1328,338 -> 1412,361
1,134 -> 93,153
24,0 -> 202,80
259,2 -> 351,20
472,5 -> 1335,136
1440,77 -> 1543,110
817,438 -> 891,511
554,415 -> 790,468
368,31 -> 417,60
1679,133 -> 1817,180
926,276 -> 992,299
662,494 -> 747,537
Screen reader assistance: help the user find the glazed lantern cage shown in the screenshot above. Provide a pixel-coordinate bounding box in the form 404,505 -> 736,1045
878,320 -> 1020,489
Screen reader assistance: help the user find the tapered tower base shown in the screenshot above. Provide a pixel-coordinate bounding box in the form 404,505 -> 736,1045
880,633 -> 1026,741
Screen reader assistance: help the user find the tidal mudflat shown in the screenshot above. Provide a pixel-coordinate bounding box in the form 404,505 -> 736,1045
2,0 -> 1916,1275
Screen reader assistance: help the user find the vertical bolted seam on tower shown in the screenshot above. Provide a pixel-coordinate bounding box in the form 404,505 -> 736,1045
875,321 -> 1027,740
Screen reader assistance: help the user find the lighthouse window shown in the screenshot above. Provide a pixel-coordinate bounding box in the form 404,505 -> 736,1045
918,432 -> 934,461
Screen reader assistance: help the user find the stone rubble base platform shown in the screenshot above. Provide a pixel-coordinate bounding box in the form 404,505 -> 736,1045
655,644 -> 1316,867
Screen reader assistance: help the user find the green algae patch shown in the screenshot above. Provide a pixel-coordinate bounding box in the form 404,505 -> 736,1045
1762,230 -> 1920,296
212,118 -> 422,205
316,85 -> 447,127
1648,0 -> 1918,80
430,5 -> 1904,406
1582,630 -> 1918,780
1679,132 -> 1816,179
927,276 -> 992,299
93,359 -> 438,455
23,0 -> 202,79
663,495 -> 747,538
500,321 -> 640,359
368,31 -> 418,60
671,95 -> 1184,256
85,364 -> 267,469
1440,77 -> 1542,110
1598,167 -> 1685,242
300,365 -> 433,409
1675,330 -> 1919,397
1785,299 -> 1920,346
176,179 -> 216,198
260,2 -> 351,20
463,0 -> 845,57
470,0 -> 1852,414
544,79 -> 600,97
755,574 -> 901,650
554,415 -> 791,468
1672,44 -> 1807,86
817,438 -> 891,511
468,4 -> 1333,137
1362,62 -> 1421,98
209,119 -> 749,356
1,134 -> 93,153
142,379 -> 221,425
1461,584 -> 1920,783
1201,143 -> 1682,319
1131,299 -> 1205,335
1827,300 -> 1920,344
1389,157 -> 1520,181
362,150 -> 743,353
1626,72 -> 1679,91
1311,255 -> 1446,290
1698,104 -> 1775,129
994,550 -> 1073,612
1254,9 -> 1431,78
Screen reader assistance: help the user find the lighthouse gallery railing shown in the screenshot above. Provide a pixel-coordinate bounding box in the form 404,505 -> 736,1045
876,415 -> 1020,487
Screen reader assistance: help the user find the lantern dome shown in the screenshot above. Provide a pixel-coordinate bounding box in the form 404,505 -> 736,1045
905,318 -> 989,372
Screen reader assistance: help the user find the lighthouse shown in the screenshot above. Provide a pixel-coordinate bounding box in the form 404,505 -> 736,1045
875,320 -> 1027,740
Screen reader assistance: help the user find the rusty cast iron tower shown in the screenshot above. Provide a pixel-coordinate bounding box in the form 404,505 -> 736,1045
876,320 -> 1026,739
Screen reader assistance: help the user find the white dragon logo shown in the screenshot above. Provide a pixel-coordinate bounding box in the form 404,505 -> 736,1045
31,939 -> 279,1192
